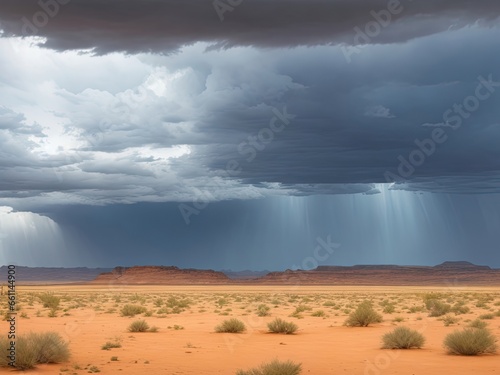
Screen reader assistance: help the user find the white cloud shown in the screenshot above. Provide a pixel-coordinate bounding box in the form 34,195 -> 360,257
364,105 -> 395,119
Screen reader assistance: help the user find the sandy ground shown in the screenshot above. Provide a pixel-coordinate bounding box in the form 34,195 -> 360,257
2,285 -> 500,375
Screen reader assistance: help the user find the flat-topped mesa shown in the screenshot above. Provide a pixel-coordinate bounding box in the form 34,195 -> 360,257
92,265 -> 230,284
434,261 -> 491,270
256,261 -> 500,285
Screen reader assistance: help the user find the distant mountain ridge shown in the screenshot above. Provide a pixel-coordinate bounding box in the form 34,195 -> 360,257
259,261 -> 498,285
4,262 -> 500,285
220,269 -> 271,279
92,265 -> 230,284
0,266 -> 113,284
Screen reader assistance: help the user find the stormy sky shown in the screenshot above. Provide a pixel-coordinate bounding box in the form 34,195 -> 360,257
0,0 -> 500,269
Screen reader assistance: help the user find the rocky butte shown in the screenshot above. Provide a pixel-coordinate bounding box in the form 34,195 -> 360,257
92,266 -> 230,285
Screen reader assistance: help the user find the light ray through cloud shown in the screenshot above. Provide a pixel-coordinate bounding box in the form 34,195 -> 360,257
0,206 -> 71,266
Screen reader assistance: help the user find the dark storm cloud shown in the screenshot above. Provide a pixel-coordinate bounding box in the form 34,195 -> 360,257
0,1 -> 500,211
181,28 -> 500,194
0,0 -> 499,54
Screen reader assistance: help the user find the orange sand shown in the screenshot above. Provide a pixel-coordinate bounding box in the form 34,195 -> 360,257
3,285 -> 500,374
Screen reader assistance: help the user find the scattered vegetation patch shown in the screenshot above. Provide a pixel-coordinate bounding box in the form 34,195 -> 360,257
344,301 -> 383,327
468,319 -> 488,329
256,304 -> 271,317
267,318 -> 298,334
444,328 -> 497,355
121,305 -> 147,317
0,332 -> 70,370
101,341 -> 122,350
38,293 -> 61,310
441,315 -> 460,327
215,318 -> 246,333
311,310 -> 327,317
451,302 -> 470,315
479,313 -> 494,320
236,359 -> 302,375
426,299 -> 451,317
128,320 -> 152,332
382,326 -> 425,349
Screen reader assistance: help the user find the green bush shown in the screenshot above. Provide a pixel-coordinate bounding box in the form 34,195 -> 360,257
441,315 -> 459,326
444,328 -> 497,355
344,301 -> 383,327
236,359 -> 302,375
121,305 -> 147,317
383,304 -> 396,314
267,318 -> 298,334
0,332 -> 69,370
166,296 -> 191,309
382,326 -> 425,349
468,319 -> 488,329
256,304 -> 271,317
426,299 -> 451,317
101,341 -> 122,350
215,318 -> 246,333
451,302 -> 470,315
128,320 -> 150,332
479,313 -> 494,320
38,293 -> 60,310
311,310 -> 326,317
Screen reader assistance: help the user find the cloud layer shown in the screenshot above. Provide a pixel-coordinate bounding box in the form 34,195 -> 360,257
0,1 -> 499,212
0,0 -> 499,54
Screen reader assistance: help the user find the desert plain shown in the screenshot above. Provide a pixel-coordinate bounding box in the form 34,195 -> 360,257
2,284 -> 500,374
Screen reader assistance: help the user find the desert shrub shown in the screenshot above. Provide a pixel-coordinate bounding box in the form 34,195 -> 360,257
101,341 -> 122,350
128,320 -> 150,332
451,302 -> 470,315
128,293 -> 146,304
0,332 -> 70,370
382,326 -> 425,349
392,316 -> 405,323
311,310 -> 326,317
267,318 -> 298,334
408,306 -> 425,313
38,293 -> 60,310
444,328 -> 497,355
236,359 -> 301,375
32,332 -> 70,364
148,325 -> 159,332
294,305 -> 312,313
441,315 -> 459,326
426,300 -> 451,317
479,313 -> 494,320
383,304 -> 396,314
289,311 -> 304,319
215,318 -> 246,333
256,304 -> 271,317
167,296 -> 191,309
167,324 -> 184,330
344,301 -> 383,327
468,319 -> 488,329
121,304 -> 146,317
